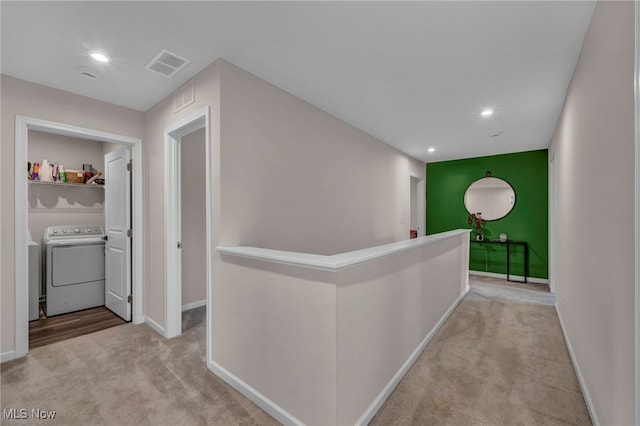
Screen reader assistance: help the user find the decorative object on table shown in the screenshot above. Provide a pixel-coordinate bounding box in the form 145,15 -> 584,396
499,233 -> 507,242
468,212 -> 484,241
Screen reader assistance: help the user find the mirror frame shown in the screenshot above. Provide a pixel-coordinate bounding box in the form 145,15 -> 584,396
463,175 -> 516,221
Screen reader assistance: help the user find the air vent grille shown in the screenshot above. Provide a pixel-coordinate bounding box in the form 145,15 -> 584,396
145,49 -> 189,78
174,80 -> 195,113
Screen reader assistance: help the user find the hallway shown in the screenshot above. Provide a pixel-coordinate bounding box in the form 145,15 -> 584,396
371,276 -> 590,425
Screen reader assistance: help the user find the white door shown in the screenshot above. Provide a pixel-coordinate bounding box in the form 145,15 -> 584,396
104,147 -> 131,321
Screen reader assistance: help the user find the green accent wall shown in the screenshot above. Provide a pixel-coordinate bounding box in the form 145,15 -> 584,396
426,150 -> 548,279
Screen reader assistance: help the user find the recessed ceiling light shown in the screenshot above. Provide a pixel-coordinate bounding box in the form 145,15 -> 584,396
481,109 -> 494,117
90,52 -> 110,63
428,147 -> 436,153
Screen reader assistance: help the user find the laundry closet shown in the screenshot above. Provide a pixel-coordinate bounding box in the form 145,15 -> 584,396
28,130 -> 130,346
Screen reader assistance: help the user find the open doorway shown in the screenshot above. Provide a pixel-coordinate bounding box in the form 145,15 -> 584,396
27,133 -> 133,348
11,115 -> 143,361
163,106 -> 212,358
179,128 -> 207,314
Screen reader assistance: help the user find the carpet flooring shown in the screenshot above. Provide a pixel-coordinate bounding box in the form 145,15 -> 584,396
468,275 -> 555,306
370,276 -> 591,425
2,277 -> 590,425
1,307 -> 278,426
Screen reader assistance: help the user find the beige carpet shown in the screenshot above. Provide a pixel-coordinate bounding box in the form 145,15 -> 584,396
370,277 -> 591,425
2,277 -> 591,425
1,308 -> 278,426
468,275 -> 555,306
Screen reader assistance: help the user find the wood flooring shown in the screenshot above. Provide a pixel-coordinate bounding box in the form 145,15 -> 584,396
29,305 -> 126,348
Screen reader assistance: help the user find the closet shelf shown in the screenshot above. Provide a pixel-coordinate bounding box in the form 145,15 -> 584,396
28,180 -> 104,189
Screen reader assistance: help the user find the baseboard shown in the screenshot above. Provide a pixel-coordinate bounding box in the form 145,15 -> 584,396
143,315 -> 166,337
555,304 -> 600,426
208,359 -> 304,426
355,284 -> 471,426
1,350 -> 17,364
182,299 -> 206,312
470,270 -> 549,284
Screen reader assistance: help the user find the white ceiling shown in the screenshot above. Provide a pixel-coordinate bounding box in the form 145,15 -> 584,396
1,1 -> 595,163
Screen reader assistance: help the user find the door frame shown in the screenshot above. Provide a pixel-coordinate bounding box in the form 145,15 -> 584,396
163,106 -> 212,343
410,174 -> 426,237
548,151 -> 557,295
13,115 -> 143,360
634,1 -> 639,422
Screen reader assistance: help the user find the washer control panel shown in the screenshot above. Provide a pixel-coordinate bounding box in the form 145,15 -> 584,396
45,225 -> 104,239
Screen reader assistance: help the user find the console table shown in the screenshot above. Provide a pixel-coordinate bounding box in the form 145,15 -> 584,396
470,239 -> 528,283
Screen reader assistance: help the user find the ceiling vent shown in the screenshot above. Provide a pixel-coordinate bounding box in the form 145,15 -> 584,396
145,49 -> 189,78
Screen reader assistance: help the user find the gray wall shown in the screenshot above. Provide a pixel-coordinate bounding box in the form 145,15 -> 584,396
218,60 -> 424,254
143,61 -> 221,328
550,1 -> 635,424
143,58 -> 424,336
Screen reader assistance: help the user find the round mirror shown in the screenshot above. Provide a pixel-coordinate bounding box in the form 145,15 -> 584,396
463,177 -> 515,221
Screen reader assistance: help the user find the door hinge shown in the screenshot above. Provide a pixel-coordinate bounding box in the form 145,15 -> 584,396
103,235 -> 108,241
127,161 -> 132,172
127,295 -> 132,303
127,229 -> 133,238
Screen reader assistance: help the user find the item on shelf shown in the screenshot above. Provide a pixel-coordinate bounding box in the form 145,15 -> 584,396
65,169 -> 85,184
59,165 -> 67,183
27,162 -> 32,180
85,171 -> 103,185
40,159 -> 53,182
83,164 -> 93,183
52,163 -> 59,181
32,162 -> 40,181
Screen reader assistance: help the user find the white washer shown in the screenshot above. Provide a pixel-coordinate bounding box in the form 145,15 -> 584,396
42,225 -> 105,316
